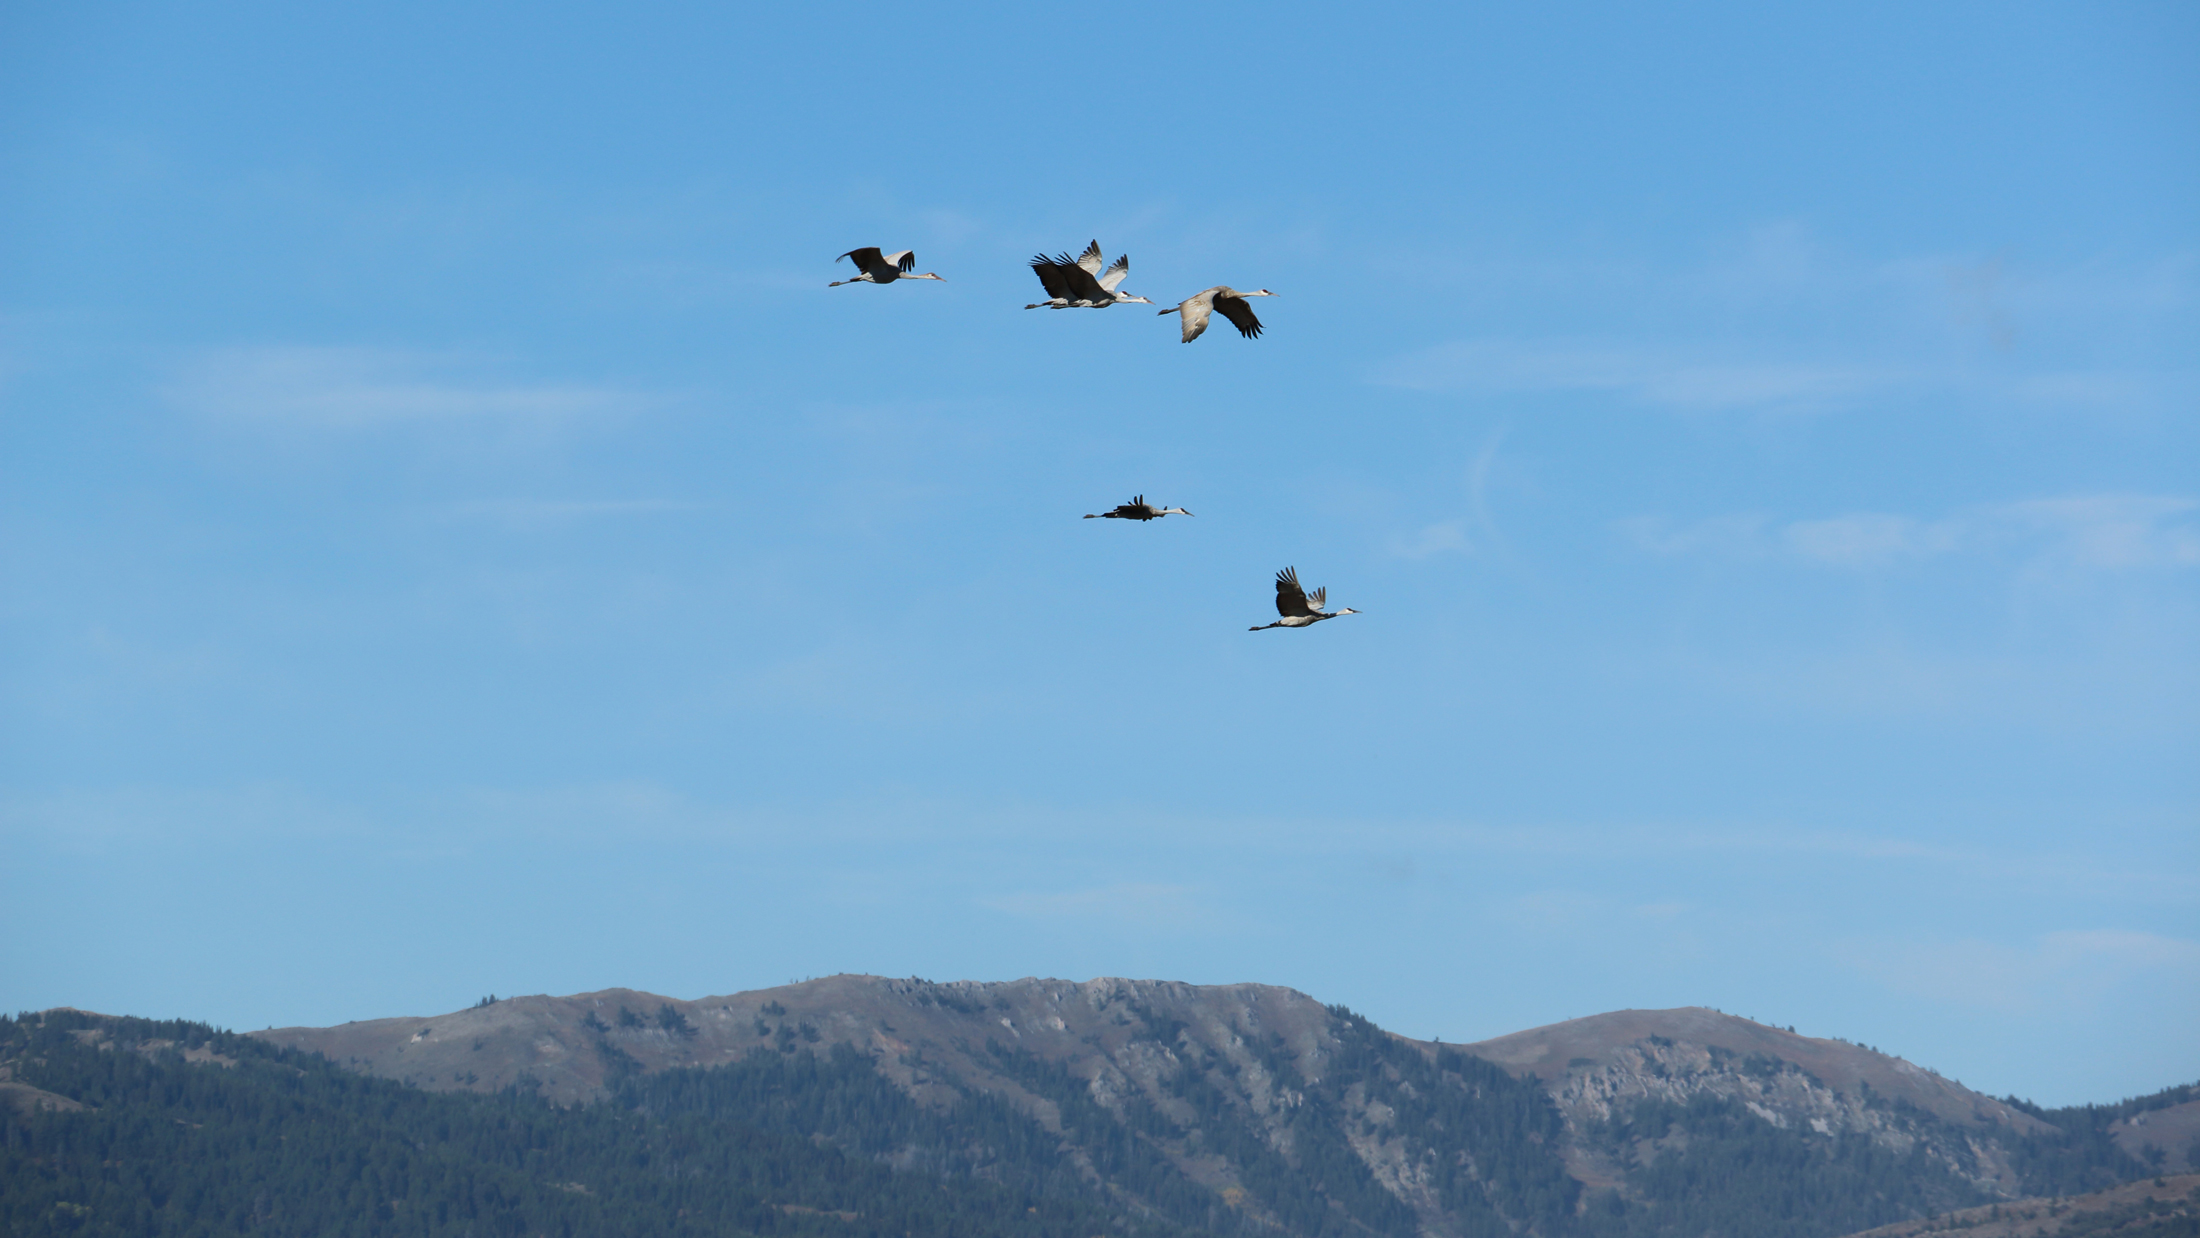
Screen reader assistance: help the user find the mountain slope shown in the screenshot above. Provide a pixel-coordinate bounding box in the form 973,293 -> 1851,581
1,1008 -> 1189,1238
249,974 -> 2175,1236
1837,1172 -> 2200,1237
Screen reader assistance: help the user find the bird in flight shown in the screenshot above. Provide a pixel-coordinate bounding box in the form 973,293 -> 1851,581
1250,567 -> 1357,630
1160,286 -> 1274,343
1083,495 -> 1193,521
830,248 -> 945,286
1026,241 -> 1154,309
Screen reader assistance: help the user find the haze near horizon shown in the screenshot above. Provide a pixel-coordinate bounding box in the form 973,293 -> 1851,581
2,1 -> 2194,1108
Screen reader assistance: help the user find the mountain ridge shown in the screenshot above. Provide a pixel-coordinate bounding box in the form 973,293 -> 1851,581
12,978 -> 2186,1238
253,973 -> 2147,1212
254,974 -> 2032,1128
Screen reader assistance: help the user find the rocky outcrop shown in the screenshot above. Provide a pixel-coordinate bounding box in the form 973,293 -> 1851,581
1462,1008 -> 2055,1199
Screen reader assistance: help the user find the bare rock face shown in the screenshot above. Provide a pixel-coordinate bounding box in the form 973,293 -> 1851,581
1462,1007 -> 2056,1199
1466,1007 -> 2045,1131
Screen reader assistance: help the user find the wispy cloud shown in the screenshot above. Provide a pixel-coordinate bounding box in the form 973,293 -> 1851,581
438,498 -> 709,530
167,347 -> 652,427
1388,519 -> 1473,559
1837,930 -> 2200,1013
1620,494 -> 2200,570
1376,339 -> 1896,411
1387,427 -> 1511,560
982,883 -> 1205,928
1369,234 -> 2196,414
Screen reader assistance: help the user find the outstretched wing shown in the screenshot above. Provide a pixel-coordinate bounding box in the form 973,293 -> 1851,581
1030,254 -> 1078,300
884,250 -> 916,273
1214,293 -> 1265,339
1175,291 -> 1217,343
1054,255 -> 1109,303
1098,253 -> 1130,292
1075,239 -> 1105,275
1274,567 -> 1314,617
1307,585 -> 1327,611
839,247 -> 886,270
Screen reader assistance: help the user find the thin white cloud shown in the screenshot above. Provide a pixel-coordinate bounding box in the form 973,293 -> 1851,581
1780,513 -> 1962,565
1615,512 -> 1772,557
1369,235 -> 2196,414
982,883 -> 1203,928
1623,494 -> 2199,570
1388,428 -> 1511,560
1376,339 -> 1894,411
1388,519 -> 1473,559
1492,889 -> 1606,932
168,346 -> 652,427
1996,496 -> 2200,569
1837,930 -> 2200,1013
439,498 -> 709,530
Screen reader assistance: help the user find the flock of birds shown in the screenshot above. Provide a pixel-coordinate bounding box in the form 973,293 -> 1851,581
833,240 -> 1355,633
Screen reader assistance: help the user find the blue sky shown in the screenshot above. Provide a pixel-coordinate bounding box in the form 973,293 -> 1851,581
3,2 -> 2195,1107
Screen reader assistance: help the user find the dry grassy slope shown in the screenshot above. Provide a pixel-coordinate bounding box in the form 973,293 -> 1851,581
2114,1100 -> 2200,1174
1837,1172 -> 2200,1237
254,975 -> 1342,1110
0,1079 -> 86,1116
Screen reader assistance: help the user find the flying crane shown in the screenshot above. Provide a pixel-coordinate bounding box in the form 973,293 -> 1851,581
1083,495 -> 1193,521
1025,241 -> 1154,309
829,248 -> 945,286
1249,566 -> 1357,631
1160,286 -> 1274,343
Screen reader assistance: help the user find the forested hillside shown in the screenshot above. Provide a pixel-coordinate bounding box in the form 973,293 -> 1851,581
6,989 -> 2187,1238
0,1009 -> 1181,1238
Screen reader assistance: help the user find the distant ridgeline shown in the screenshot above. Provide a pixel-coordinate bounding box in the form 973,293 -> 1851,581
5,979 -> 2195,1238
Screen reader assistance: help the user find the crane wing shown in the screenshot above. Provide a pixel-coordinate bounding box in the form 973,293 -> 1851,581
1175,291 -> 1217,343
1274,567 -> 1313,617
839,247 -> 886,271
1307,585 -> 1327,612
1057,257 -> 1110,303
1213,294 -> 1264,338
1098,253 -> 1130,292
1075,239 -> 1105,275
1030,255 -> 1078,300
884,250 -> 915,273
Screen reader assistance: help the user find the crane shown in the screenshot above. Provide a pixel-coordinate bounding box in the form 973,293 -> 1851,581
1160,286 -> 1273,343
1026,241 -> 1154,309
1249,567 -> 1357,630
829,248 -> 945,286
1084,495 -> 1193,521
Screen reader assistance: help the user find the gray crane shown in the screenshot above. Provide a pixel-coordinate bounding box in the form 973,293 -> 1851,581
1083,495 -> 1193,521
1161,286 -> 1274,343
1026,241 -> 1153,309
829,248 -> 945,287
1250,567 -> 1357,631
